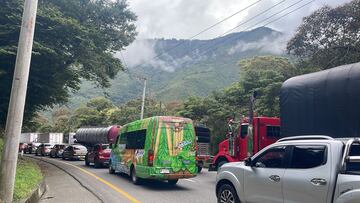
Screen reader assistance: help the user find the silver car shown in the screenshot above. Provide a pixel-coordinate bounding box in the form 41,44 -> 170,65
62,144 -> 88,160
215,136 -> 360,203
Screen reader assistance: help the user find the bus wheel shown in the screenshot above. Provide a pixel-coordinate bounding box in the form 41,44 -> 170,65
131,167 -> 141,185
109,163 -> 115,174
168,179 -> 178,185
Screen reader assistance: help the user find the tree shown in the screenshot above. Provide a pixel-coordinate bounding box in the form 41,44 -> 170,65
238,56 -> 296,116
86,97 -> 114,112
287,0 -> 360,70
0,0 -> 137,128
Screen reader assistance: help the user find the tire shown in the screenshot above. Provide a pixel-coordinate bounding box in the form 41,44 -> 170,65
85,157 -> 90,166
109,161 -> 115,174
168,179 -> 178,185
94,157 -> 102,168
131,167 -> 141,185
217,183 -> 240,203
62,155 -> 66,160
197,166 -> 203,173
218,160 -> 228,169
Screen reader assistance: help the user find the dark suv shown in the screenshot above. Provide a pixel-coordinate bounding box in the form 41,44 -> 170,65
85,144 -> 111,168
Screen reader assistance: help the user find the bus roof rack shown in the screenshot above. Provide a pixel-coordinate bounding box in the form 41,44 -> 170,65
277,135 -> 334,142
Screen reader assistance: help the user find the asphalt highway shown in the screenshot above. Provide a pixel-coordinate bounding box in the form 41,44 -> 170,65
29,155 -> 218,203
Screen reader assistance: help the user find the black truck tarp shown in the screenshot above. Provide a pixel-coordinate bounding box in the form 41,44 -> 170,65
280,62 -> 360,138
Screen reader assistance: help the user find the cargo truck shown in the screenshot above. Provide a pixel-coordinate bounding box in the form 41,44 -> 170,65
216,62 -> 360,203
37,133 -> 63,144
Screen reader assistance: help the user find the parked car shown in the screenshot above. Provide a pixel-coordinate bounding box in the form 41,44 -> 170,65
62,144 -> 88,160
216,136 -> 360,203
18,143 -> 28,153
24,142 -> 41,154
49,144 -> 68,158
85,143 -> 111,168
35,143 -> 54,156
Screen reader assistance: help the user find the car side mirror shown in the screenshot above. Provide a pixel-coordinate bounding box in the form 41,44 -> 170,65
244,157 -> 252,166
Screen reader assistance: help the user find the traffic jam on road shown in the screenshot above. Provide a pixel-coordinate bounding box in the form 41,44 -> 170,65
19,64 -> 360,203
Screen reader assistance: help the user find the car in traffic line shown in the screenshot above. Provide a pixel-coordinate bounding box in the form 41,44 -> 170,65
24,142 -> 41,154
49,144 -> 68,158
215,136 -> 360,203
62,144 -> 88,160
85,143 -> 111,168
35,143 -> 54,156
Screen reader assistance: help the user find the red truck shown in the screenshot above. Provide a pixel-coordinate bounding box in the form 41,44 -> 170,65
208,116 -> 280,171
195,126 -> 211,173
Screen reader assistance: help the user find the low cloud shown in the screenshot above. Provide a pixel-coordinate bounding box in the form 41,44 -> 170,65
228,32 -> 288,55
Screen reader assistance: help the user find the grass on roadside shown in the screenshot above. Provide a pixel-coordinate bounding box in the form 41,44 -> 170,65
0,138 -> 43,201
13,158 -> 43,200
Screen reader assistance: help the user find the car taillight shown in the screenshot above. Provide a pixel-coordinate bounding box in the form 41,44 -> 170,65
148,149 -> 154,166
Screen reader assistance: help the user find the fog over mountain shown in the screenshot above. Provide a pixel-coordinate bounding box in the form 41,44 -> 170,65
69,27 -> 285,108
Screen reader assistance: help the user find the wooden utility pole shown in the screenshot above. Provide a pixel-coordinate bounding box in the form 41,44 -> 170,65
0,0 -> 38,202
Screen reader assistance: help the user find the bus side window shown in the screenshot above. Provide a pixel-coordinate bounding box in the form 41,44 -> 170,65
126,130 -> 146,149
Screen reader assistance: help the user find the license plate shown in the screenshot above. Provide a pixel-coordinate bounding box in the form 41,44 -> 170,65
160,169 -> 170,174
183,160 -> 190,164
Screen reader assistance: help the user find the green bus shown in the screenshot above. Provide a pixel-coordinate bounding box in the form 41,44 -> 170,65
109,116 -> 197,185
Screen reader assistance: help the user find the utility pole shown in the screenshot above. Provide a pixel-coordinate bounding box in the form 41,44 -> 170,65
0,0 -> 38,202
140,78 -> 147,119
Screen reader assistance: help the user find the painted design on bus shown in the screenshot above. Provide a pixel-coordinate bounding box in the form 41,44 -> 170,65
110,116 -> 197,180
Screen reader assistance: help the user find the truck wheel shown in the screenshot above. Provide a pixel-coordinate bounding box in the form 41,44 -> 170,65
168,179 -> 178,185
131,167 -> 141,185
217,183 -> 240,203
109,162 -> 115,174
197,166 -> 203,173
218,161 -> 228,168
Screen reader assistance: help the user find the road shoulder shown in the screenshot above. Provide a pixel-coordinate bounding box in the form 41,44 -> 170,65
34,159 -> 101,203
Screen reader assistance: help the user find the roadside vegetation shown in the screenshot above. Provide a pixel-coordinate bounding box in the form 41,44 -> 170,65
13,158 -> 43,201
0,138 -> 43,201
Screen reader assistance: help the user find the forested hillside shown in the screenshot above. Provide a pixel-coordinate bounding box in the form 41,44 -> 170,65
69,27 -> 284,108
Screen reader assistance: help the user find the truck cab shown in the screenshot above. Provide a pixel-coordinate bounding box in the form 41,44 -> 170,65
209,117 -> 280,171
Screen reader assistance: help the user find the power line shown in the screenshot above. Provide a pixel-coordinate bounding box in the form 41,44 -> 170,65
130,0 -> 263,69
155,0 -> 290,70
179,0 -> 314,69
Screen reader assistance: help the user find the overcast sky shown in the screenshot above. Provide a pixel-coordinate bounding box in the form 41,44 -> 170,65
127,0 -> 352,40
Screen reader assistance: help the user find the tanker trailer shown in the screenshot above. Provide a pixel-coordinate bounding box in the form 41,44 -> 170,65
75,125 -> 120,168
75,125 -> 120,145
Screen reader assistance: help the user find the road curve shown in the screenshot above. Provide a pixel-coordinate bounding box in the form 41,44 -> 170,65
29,155 -> 217,203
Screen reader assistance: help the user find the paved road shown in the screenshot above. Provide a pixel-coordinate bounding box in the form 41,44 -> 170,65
29,155 -> 218,203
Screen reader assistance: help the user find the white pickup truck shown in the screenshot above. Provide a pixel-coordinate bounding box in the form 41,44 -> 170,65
216,136 -> 360,203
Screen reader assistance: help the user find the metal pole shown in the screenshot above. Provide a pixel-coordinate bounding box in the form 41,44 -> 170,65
140,78 -> 147,119
0,0 -> 38,202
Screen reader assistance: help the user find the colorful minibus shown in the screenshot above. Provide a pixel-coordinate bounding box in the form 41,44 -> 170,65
109,116 -> 197,185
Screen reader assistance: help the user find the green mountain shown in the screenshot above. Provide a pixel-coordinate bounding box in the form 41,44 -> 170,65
69,27 -> 284,108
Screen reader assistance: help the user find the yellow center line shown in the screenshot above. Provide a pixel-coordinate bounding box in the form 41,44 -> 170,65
53,160 -> 141,203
